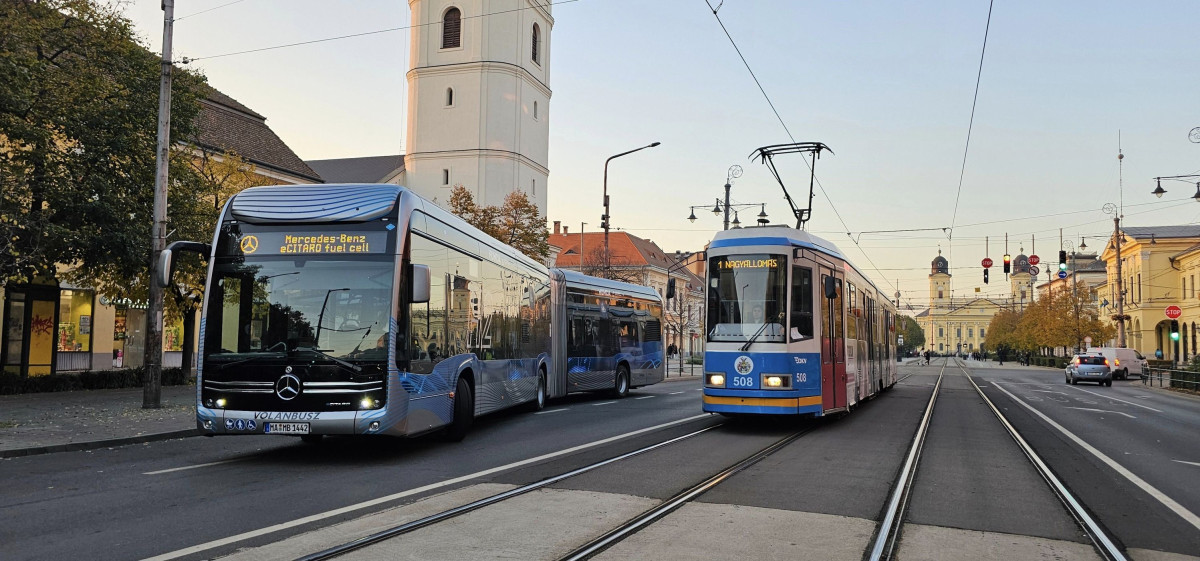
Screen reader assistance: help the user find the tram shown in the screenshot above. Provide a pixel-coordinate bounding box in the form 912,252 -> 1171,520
702,226 -> 897,416
158,184 -> 663,441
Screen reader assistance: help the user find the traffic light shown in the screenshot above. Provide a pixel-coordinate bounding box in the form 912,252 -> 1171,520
983,269 -> 989,284
600,214 -> 609,231
1002,254 -> 1011,274
1059,250 -> 1068,271
1171,320 -> 1180,341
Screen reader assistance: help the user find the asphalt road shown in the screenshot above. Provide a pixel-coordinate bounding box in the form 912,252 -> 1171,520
3,360 -> 1199,561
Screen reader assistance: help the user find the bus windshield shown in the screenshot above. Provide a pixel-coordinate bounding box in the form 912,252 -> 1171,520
707,254 -> 787,342
204,257 -> 395,362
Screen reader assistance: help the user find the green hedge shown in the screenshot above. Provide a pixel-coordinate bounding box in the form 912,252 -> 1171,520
1031,356 -> 1069,369
0,367 -> 190,395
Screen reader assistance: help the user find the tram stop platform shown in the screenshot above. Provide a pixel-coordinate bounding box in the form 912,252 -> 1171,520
0,384 -> 199,458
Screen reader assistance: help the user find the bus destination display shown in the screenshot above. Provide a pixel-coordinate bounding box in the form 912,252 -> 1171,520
236,231 -> 389,255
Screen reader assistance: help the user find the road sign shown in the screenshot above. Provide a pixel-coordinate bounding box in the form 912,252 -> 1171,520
1029,254 -> 1040,265
1166,305 -> 1183,319
981,258 -> 993,268
1084,336 -> 1092,345
1029,265 -> 1040,276
1057,270 -> 1068,279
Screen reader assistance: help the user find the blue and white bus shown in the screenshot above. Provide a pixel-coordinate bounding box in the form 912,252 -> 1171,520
159,183 -> 663,441
701,226 -> 897,416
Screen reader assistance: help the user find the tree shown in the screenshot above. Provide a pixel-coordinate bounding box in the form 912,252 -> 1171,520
579,245 -> 645,284
898,315 -> 924,355
1,0 -> 206,289
448,185 -> 548,261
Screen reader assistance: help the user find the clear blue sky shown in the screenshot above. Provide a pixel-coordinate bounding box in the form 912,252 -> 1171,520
124,0 -> 1200,311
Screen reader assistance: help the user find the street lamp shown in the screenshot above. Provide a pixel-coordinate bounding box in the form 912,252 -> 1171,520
603,141 -> 661,271
1150,174 -> 1200,200
686,165 -> 769,231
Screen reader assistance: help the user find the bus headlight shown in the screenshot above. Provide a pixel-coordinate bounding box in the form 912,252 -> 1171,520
761,374 -> 791,389
706,373 -> 725,387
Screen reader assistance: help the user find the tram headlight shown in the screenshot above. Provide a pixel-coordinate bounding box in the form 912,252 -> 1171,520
215,398 -> 227,408
761,374 -> 791,389
706,373 -> 725,387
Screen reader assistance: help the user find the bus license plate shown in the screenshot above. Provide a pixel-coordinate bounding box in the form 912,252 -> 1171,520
265,422 -> 310,434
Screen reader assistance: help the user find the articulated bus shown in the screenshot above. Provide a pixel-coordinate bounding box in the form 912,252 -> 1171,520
159,184 -> 664,442
701,226 -> 897,417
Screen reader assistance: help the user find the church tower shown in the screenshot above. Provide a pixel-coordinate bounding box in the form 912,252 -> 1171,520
403,0 -> 552,216
1011,251 -> 1033,308
929,251 -> 951,310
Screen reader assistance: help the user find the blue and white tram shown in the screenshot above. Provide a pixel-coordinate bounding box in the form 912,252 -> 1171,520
701,227 -> 897,416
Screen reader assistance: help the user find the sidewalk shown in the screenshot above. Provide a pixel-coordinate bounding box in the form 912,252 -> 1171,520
0,384 -> 199,458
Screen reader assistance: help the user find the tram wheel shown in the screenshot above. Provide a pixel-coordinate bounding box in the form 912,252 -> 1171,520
445,377 -> 474,442
613,365 -> 631,398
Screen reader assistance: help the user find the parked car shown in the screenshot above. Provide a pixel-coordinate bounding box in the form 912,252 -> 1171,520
1087,347 -> 1148,380
1065,353 -> 1112,386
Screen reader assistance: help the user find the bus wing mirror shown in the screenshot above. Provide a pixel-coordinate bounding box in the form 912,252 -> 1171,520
824,276 -> 838,299
666,278 -> 676,300
156,248 -> 174,289
411,264 -> 431,304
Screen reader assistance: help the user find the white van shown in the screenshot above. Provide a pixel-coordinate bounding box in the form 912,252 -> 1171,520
1087,347 -> 1148,380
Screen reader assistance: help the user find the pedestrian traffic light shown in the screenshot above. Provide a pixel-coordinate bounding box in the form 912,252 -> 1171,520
1171,320 -> 1180,341
1002,254 -> 1011,274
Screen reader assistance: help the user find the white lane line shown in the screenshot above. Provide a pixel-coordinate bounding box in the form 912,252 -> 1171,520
592,401 -> 618,406
142,413 -> 712,561
1172,460 -> 1200,468
1065,385 -> 1164,412
143,459 -> 243,475
991,381 -> 1200,533
634,396 -> 655,400
669,391 -> 684,395
1067,407 -> 1135,419
694,388 -> 703,391
1032,390 -> 1067,394
534,409 -> 568,415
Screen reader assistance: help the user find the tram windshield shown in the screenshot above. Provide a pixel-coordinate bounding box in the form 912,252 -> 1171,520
707,254 -> 787,342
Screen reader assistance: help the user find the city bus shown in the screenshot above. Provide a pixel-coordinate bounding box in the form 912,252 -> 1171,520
701,226 -> 897,416
158,183 -> 663,442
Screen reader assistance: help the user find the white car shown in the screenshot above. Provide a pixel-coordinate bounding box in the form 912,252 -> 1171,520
1087,347 -> 1148,380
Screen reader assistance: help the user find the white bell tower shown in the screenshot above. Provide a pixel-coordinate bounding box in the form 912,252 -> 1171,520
402,0 -> 552,216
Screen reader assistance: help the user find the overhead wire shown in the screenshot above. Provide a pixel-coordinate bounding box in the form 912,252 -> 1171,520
174,0 -> 248,22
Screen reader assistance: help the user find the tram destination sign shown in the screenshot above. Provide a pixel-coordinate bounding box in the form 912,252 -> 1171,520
236,230 -> 389,256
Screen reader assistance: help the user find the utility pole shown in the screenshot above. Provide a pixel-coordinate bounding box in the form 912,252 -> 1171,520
1115,215 -> 1126,347
723,182 -> 731,231
144,0 -> 175,409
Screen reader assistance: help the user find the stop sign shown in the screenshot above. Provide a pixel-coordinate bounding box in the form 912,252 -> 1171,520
981,258 -> 993,268
1166,305 -> 1183,319
1029,254 -> 1040,265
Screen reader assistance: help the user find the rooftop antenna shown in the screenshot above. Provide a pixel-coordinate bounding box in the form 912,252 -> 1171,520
749,142 -> 833,228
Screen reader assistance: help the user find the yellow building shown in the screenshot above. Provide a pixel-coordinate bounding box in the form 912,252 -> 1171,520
916,251 -> 1029,355
1097,225 -> 1200,364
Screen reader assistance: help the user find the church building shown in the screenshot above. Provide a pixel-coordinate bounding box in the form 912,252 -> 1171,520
915,251 -> 1032,355
308,0 -> 553,217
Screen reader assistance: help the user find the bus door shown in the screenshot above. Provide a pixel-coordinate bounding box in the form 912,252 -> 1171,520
820,270 -> 846,412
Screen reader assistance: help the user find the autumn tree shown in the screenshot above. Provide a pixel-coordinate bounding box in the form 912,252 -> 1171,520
448,185 -> 549,261
1,0 -> 206,288
898,315 -> 925,355
580,245 -> 646,284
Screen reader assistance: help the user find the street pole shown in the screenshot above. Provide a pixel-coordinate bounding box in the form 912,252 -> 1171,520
580,222 -> 585,271
723,182 -> 731,231
144,0 -> 174,409
602,142 -> 660,272
1115,215 -> 1126,347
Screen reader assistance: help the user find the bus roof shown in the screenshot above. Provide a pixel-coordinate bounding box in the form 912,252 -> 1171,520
230,183 -> 403,223
553,268 -> 663,303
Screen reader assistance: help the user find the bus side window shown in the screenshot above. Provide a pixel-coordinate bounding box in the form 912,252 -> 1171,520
791,266 -> 813,340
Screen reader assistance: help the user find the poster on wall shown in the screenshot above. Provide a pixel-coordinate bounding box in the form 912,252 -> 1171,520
79,315 -> 91,335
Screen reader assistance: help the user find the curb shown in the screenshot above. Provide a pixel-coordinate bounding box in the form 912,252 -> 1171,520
662,374 -> 701,383
0,428 -> 203,459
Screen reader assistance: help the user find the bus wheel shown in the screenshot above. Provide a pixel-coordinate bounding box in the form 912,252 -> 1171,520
445,377 -> 474,442
613,365 -> 631,398
300,434 -> 323,444
527,369 -> 547,411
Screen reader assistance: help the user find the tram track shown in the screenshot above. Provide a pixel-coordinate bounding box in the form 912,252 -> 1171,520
865,357 -> 1128,561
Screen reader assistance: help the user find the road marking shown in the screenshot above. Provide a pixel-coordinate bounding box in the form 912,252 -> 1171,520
593,401 -> 617,406
694,388 -> 703,391
1065,386 -> 1164,412
143,459 -> 243,475
669,391 -> 684,395
991,382 -> 1200,533
1172,460 -> 1200,468
1032,390 -> 1067,394
1067,407 -> 1135,419
534,408 -> 568,415
634,396 -> 655,400
142,413 -> 712,561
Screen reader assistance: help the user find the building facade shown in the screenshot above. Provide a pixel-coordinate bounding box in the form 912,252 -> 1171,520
915,251 -> 1027,355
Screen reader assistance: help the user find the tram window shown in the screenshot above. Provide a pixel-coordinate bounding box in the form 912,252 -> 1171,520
790,266 -> 813,340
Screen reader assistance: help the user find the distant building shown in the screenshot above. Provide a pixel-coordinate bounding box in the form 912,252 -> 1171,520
915,250 -> 1030,354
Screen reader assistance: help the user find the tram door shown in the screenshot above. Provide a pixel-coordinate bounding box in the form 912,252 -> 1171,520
820,270 -> 847,412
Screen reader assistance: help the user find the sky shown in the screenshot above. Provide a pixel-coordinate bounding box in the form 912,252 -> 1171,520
121,0 -> 1200,312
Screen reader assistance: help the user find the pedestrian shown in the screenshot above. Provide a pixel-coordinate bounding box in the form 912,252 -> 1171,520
1155,348 -> 1164,360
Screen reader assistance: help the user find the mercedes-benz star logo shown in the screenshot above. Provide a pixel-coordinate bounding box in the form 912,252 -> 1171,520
275,374 -> 301,401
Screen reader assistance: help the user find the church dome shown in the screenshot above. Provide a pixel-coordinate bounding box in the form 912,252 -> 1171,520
931,253 -> 949,274
1014,254 -> 1031,274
